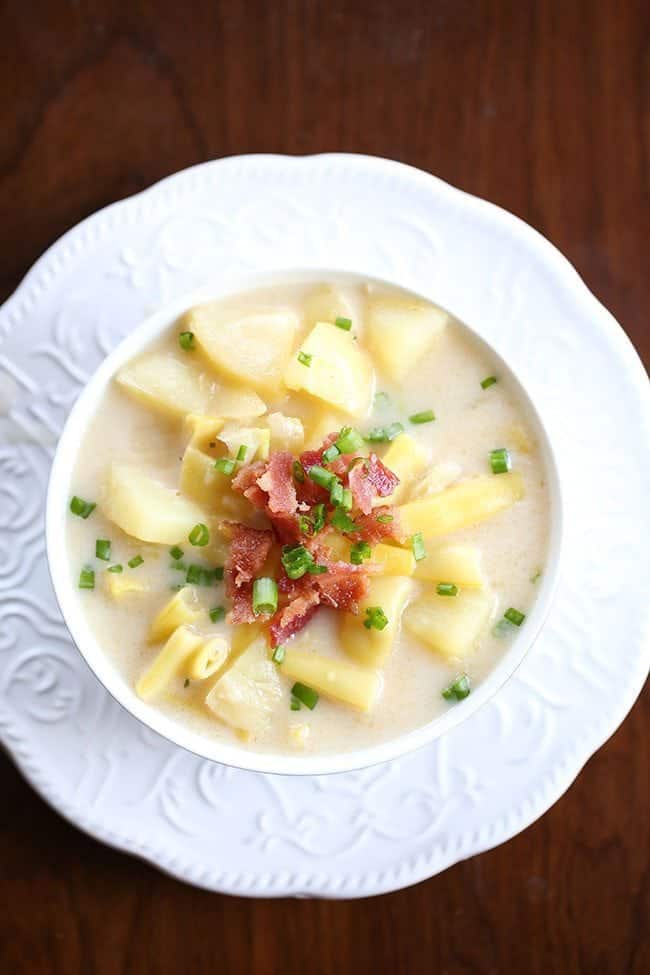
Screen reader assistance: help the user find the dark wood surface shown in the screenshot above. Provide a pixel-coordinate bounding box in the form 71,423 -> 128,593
1,2 -> 648,972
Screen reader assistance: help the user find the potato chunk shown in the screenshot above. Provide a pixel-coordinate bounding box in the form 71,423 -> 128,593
413,544 -> 484,587
218,422 -> 270,462
404,588 -> 496,659
378,433 -> 429,504
148,586 -> 204,644
205,636 -> 281,737
266,412 -> 305,453
303,285 -> 355,330
280,649 -> 381,711
180,445 -> 226,510
399,472 -> 524,538
183,414 -> 225,450
116,353 -> 266,419
365,294 -> 448,381
101,462 -> 207,544
284,322 -> 374,417
103,571 -> 150,599
371,543 -> 416,576
184,304 -> 298,394
340,575 -> 412,667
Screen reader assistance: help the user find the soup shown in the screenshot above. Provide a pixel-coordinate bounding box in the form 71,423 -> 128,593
66,278 -> 549,755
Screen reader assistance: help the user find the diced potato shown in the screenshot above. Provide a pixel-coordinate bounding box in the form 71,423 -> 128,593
136,625 -> 204,700
184,303 -> 298,394
365,294 -> 448,381
266,412 -> 305,453
101,463 -> 208,544
148,586 -> 204,644
377,434 -> 429,504
398,472 -> 524,539
288,723 -> 310,749
218,422 -> 270,462
371,543 -> 416,576
188,636 -> 230,680
116,353 -> 266,420
103,571 -> 150,599
404,588 -> 496,659
280,649 -> 382,711
340,576 -> 412,667
184,414 -> 225,450
303,285 -> 355,330
180,445 -> 226,510
205,636 -> 281,737
321,531 -> 352,562
284,322 -> 374,418
413,544 -> 484,586
410,461 -> 462,499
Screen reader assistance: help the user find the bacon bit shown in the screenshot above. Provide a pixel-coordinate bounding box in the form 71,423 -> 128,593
256,451 -> 297,515
299,433 -> 338,473
352,506 -> 404,544
315,559 -> 370,612
269,588 -> 321,646
224,524 -> 273,624
232,461 -> 267,509
228,584 -> 257,624
348,453 -> 399,515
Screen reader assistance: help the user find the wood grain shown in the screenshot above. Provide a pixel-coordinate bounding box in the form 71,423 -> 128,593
0,1 -> 648,972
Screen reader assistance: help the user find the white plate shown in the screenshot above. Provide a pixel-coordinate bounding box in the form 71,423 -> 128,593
0,154 -> 648,897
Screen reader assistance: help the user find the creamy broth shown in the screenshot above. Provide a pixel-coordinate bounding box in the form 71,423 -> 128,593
66,279 -> 549,755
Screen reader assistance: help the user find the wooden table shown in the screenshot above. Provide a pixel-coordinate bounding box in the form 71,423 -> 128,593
1,2 -> 648,972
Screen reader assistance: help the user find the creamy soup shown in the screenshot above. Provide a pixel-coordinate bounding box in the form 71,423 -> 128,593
66,278 -> 549,755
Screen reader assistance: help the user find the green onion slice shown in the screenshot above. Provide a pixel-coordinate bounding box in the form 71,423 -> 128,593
186,564 -> 214,586
107,564 -> 123,573
330,481 -> 344,506
95,539 -> 111,561
489,447 -> 511,475
128,555 -> 144,568
252,577 -> 278,615
442,674 -> 471,701
209,606 -> 226,623
335,426 -> 365,453
292,460 -> 305,483
409,409 -> 435,424
411,532 -> 426,562
178,331 -> 195,350
272,645 -> 286,664
363,606 -> 389,630
291,682 -> 319,710
290,695 -> 302,711
69,496 -> 96,519
365,422 -> 404,443
214,566 -> 224,581
340,488 -> 353,511
436,582 -> 458,596
322,444 -> 340,463
214,457 -> 236,476
350,541 -> 372,565
298,515 -> 312,535
330,508 -> 360,533
169,545 -> 184,560
236,444 -> 248,462
504,607 -> 526,626
312,504 -> 326,533
78,567 -> 95,590
481,376 -> 497,389
376,514 -> 394,524
189,523 -> 210,547
308,465 -> 336,490
334,316 -> 352,331
297,351 -> 312,367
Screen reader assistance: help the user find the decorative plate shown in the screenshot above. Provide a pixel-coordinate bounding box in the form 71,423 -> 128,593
0,154 -> 648,898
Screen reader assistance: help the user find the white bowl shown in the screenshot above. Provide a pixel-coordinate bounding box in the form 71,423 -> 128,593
46,266 -> 563,776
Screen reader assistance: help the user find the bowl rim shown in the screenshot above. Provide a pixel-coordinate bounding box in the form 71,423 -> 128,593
46,266 -> 564,776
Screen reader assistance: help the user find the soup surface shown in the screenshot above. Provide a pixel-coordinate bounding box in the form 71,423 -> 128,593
66,278 -> 549,755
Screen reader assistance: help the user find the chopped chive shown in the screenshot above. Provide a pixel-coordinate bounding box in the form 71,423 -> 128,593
209,606 -> 226,623
186,564 -> 213,586
409,409 -> 436,424
322,444 -> 340,463
504,607 -> 526,626
297,351 -> 312,367
330,480 -> 344,506
307,563 -> 328,575
442,674 -> 471,701
335,426 -> 365,454
376,514 -> 394,524
291,682 -> 319,710
236,444 -> 248,462
69,496 -> 96,519
272,645 -> 286,664
252,577 -> 278,615
178,331 -> 195,351
107,564 -> 123,573
78,566 -> 95,589
184,678 -> 190,688
281,544 -> 315,580
188,523 -> 210,547
298,515 -> 312,535
341,488 -> 353,511
290,695 -> 302,711
436,582 -> 458,597
481,376 -> 497,389
411,532 -> 426,562
308,465 -> 336,490
214,566 -> 224,581
169,545 -> 184,560
128,555 -> 144,569
330,508 -> 360,533
363,606 -> 389,631
489,447 -> 511,475
292,460 -> 305,483
334,316 -> 352,331
364,422 -> 404,443
95,539 -> 111,561
312,504 -> 326,533
350,541 -> 372,565
214,457 -> 236,476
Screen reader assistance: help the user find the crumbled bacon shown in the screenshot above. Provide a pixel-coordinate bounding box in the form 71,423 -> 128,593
256,451 -> 297,515
229,584 -> 256,624
269,588 -> 321,646
224,523 -> 273,624
348,453 -> 399,515
352,506 -> 404,544
232,461 -> 267,510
